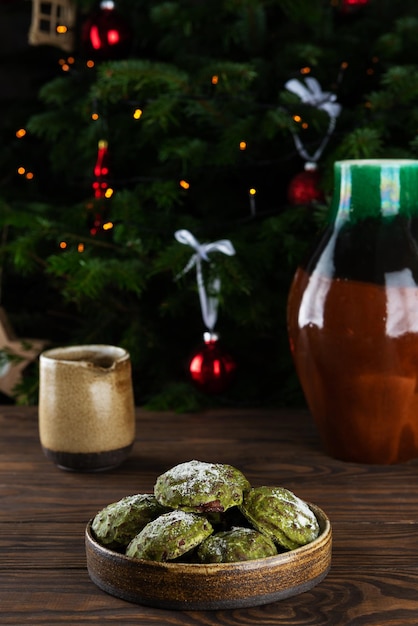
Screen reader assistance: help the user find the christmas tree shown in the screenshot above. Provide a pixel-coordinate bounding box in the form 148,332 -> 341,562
1,0 -> 418,408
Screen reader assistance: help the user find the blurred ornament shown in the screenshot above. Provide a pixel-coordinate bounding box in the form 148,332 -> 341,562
89,139 -> 111,235
0,307 -> 47,398
189,332 -> 236,394
28,0 -> 76,52
288,163 -> 324,206
81,0 -> 132,60
175,230 -> 237,394
93,139 -> 110,199
339,0 -> 369,14
285,77 -> 341,192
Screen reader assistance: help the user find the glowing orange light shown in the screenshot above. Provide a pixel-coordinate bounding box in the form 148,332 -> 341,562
25,172 -> 34,180
103,222 -> 114,231
249,188 -> 256,196
300,67 -> 311,75
293,115 -> 302,123
16,129 -> 26,139
239,141 -> 247,150
133,108 -> 143,119
17,166 -> 25,175
77,243 -> 85,253
180,180 -> 190,190
91,113 -> 99,121
86,60 -> 95,68
56,25 -> 68,34
104,188 -> 114,198
67,57 -> 75,64
61,64 -> 70,72
59,241 -> 67,249
341,61 -> 349,70
211,75 -> 219,85
302,122 -> 309,129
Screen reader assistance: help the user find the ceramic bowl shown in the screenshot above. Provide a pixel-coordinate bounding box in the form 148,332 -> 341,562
85,502 -> 332,610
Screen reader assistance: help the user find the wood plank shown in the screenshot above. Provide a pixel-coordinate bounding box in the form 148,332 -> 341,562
2,406 -> 418,624
2,571 -> 418,625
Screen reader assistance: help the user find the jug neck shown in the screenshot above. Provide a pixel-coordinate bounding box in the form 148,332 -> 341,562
330,159 -> 418,224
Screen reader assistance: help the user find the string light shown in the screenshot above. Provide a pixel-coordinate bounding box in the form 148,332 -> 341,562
293,115 -> 302,123
239,141 -> 247,151
59,241 -> 67,249
104,188 -> 114,198
133,108 -> 143,119
248,188 -> 257,216
17,167 -> 34,179
103,222 -> 114,231
77,243 -> 85,253
211,75 -> 219,85
179,180 -> 190,190
86,59 -> 95,69
91,112 -> 100,121
16,129 -> 26,139
300,67 -> 311,75
56,25 -> 68,35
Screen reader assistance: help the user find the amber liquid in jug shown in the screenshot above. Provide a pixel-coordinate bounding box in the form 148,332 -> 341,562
287,160 -> 418,464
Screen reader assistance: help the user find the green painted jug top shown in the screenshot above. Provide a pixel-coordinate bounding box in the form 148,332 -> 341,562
330,159 -> 418,223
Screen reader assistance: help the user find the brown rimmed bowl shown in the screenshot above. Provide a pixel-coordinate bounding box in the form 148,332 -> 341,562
85,503 -> 332,610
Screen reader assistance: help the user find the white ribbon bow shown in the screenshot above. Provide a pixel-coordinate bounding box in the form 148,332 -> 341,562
285,77 -> 341,164
285,77 -> 341,119
174,229 -> 236,331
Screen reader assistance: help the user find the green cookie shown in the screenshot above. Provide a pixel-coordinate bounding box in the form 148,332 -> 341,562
197,526 -> 278,563
241,487 -> 320,550
154,459 -> 251,513
92,494 -> 168,549
126,510 -> 213,561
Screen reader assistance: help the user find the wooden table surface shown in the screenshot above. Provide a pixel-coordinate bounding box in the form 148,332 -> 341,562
1,405 -> 418,625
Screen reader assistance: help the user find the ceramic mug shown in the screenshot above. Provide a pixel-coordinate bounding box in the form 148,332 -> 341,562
38,345 -> 136,471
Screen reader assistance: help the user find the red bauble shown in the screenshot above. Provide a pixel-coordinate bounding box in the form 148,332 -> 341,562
89,139 -> 111,235
287,168 -> 324,206
188,334 -> 236,394
81,1 -> 133,60
339,0 -> 369,14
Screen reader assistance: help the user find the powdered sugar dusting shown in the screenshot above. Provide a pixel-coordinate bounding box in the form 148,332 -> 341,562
144,510 -> 201,539
154,460 -> 247,512
160,460 -> 223,497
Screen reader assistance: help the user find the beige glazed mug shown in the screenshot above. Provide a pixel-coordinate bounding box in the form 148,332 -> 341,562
38,345 -> 136,471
